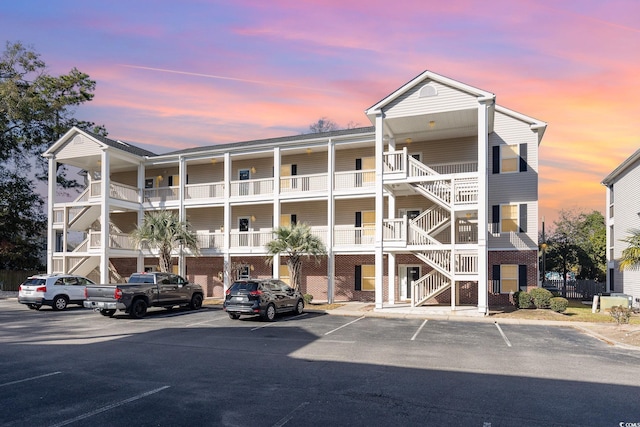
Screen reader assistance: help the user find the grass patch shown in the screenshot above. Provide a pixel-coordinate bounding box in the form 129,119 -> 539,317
307,302 -> 345,310
492,299 -> 640,324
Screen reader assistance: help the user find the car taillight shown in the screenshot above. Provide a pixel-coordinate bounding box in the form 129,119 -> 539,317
36,286 -> 47,293
249,290 -> 262,296
18,285 -> 22,291
114,288 -> 123,300
225,289 -> 231,295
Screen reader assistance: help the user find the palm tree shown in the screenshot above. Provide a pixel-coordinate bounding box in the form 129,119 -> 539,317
130,210 -> 199,273
619,228 -> 640,270
265,222 -> 326,291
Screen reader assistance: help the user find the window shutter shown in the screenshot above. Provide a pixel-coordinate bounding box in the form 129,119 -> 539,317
492,205 -> 499,231
518,265 -> 527,290
492,265 -> 500,293
355,158 -> 362,171
291,164 -> 297,176
355,265 -> 362,290
519,204 -> 528,233
519,144 -> 527,172
355,212 -> 362,227
492,146 -> 500,174
291,214 -> 297,225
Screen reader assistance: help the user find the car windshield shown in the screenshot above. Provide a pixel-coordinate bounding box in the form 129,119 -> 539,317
23,278 -> 45,287
229,282 -> 259,293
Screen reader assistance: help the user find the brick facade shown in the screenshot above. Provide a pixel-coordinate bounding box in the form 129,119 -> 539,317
488,249 -> 538,306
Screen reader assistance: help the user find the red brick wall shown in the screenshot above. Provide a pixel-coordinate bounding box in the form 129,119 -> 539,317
488,250 -> 538,306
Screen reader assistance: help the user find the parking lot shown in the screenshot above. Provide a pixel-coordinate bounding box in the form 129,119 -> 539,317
1,299 -> 639,427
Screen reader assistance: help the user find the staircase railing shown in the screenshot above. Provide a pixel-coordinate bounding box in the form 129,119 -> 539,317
412,270 -> 451,307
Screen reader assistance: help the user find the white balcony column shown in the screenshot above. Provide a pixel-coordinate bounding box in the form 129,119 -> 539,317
387,191 -> 396,305
451,216 -> 456,310
100,148 -> 110,284
327,138 -> 335,303
45,154 -> 56,274
136,162 -> 145,272
178,156 -> 186,277
223,152 -> 231,292
374,113 -> 385,309
272,147 -> 281,278
477,97 -> 492,315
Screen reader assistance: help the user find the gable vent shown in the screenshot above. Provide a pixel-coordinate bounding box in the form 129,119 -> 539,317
419,84 -> 438,98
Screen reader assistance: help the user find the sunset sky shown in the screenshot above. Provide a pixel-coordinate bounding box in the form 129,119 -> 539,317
2,0 -> 639,226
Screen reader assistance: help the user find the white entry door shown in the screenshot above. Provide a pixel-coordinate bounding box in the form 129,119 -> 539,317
399,265 -> 421,300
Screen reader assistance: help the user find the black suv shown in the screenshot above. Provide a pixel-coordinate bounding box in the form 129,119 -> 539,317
223,279 -> 304,321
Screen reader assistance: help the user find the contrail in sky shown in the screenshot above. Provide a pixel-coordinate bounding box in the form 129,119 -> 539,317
119,64 -> 339,93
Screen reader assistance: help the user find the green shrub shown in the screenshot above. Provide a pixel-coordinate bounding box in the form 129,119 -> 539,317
303,293 -> 314,304
529,288 -> 553,309
549,297 -> 569,313
517,291 -> 533,309
609,305 -> 632,325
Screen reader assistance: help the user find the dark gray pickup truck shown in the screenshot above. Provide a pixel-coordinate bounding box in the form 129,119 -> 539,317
83,272 -> 204,318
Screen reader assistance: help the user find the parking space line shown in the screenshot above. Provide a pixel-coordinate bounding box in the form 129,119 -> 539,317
49,385 -> 170,427
283,313 -> 308,321
324,316 -> 364,336
251,322 -> 276,331
494,322 -> 512,347
0,371 -> 61,387
410,319 -> 428,341
186,315 -> 229,327
272,401 -> 309,427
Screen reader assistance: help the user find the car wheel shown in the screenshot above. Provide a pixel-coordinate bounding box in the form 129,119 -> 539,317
100,309 -> 116,317
228,313 -> 240,320
294,299 -> 304,315
189,294 -> 203,310
129,299 -> 147,319
52,295 -> 68,311
27,304 -> 37,310
262,303 -> 276,322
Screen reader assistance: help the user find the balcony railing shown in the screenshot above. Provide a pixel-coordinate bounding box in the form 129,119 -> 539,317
334,170 -> 375,191
145,186 -> 179,202
280,173 -> 328,193
455,251 -> 478,274
185,182 -> 224,200
230,178 -> 274,197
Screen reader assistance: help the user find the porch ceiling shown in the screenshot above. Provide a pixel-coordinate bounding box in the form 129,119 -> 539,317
61,154 -> 138,174
384,108 -> 478,142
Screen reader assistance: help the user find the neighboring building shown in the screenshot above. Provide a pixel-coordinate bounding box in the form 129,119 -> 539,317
602,148 -> 640,305
43,70 -> 546,314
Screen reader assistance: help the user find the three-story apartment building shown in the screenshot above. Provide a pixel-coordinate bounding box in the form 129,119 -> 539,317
43,70 -> 546,314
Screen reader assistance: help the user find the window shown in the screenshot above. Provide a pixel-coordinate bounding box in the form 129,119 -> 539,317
280,214 -> 297,227
355,157 -> 375,186
492,144 -> 527,174
281,164 -> 297,189
355,265 -> 375,291
492,264 -> 527,293
492,204 -> 527,233
144,178 -> 154,189
501,265 -> 518,293
501,204 -> 518,232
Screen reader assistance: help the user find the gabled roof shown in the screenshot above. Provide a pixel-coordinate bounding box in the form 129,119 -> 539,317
602,147 -> 640,186
365,70 -> 495,117
43,127 -> 157,158
495,105 -> 547,144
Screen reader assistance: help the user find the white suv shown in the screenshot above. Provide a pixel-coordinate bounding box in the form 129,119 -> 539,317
18,274 -> 96,311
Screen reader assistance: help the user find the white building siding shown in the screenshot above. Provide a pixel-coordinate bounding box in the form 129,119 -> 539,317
55,134 -> 104,160
186,206 -> 224,231
488,111 -> 539,250
335,147 -> 375,171
280,201 -> 327,225
281,152 -> 328,175
385,80 -> 478,119
610,156 -> 640,301
186,163 -> 223,184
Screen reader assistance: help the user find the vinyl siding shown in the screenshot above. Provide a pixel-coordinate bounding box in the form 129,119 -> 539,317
280,201 -> 327,225
186,206 -> 224,231
281,152 -> 328,175
488,110 -> 539,250
232,158 -> 274,180
610,156 -> 640,301
111,212 -> 138,233
384,79 -> 478,119
186,163 -> 223,184
397,136 -> 477,166
335,147 -> 376,172
55,134 -> 104,160
335,198 -> 375,226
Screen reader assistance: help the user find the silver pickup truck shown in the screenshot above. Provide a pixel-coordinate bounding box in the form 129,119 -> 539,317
83,272 -> 204,318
